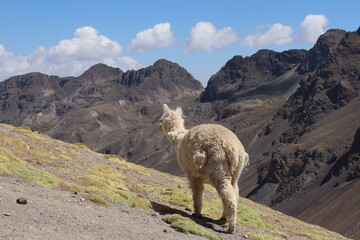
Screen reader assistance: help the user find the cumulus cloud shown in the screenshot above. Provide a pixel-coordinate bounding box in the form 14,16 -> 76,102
299,14 -> 329,43
0,26 -> 141,81
242,23 -> 294,47
128,22 -> 176,52
0,44 -> 29,77
185,22 -> 238,52
47,26 -> 122,62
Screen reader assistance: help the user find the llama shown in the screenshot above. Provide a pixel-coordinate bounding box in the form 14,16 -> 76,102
159,104 -> 249,233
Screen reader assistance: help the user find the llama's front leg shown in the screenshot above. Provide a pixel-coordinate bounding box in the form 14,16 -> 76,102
189,177 -> 204,218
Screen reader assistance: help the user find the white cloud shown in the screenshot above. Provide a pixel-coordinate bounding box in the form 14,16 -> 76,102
128,22 -> 176,52
47,26 -> 121,62
299,14 -> 329,43
0,26 -> 141,81
0,44 -> 29,76
243,23 -> 294,47
185,22 -> 238,52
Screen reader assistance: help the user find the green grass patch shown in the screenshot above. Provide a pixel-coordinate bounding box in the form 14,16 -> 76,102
163,214 -> 222,240
237,204 -> 281,234
14,126 -> 41,138
105,154 -> 125,163
0,147 -> 61,188
74,164 -> 150,210
84,193 -> 108,206
147,186 -> 194,209
73,143 -> 92,151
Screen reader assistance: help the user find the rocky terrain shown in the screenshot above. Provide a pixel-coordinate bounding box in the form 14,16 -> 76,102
1,123 -> 349,240
0,28 -> 359,239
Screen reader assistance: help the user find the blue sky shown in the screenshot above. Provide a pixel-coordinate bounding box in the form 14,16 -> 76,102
0,0 -> 359,85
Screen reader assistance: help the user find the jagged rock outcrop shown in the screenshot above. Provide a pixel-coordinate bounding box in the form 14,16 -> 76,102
322,127 -> 360,183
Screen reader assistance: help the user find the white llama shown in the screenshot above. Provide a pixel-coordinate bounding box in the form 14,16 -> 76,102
159,104 -> 249,233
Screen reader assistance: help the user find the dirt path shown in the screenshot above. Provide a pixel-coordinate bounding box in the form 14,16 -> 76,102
0,176 -> 205,240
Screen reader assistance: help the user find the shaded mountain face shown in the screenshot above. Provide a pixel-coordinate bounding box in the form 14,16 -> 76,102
238,28 -> 360,238
0,28 -> 359,238
252,28 -> 360,203
200,49 -> 307,102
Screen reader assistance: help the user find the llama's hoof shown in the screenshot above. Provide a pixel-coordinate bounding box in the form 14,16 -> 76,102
192,213 -> 203,219
217,217 -> 227,224
226,227 -> 235,234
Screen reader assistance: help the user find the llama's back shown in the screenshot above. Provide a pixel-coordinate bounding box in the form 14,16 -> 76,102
177,124 -> 247,177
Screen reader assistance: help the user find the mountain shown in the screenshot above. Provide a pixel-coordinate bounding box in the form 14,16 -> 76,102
0,28 -> 359,238
0,59 -> 203,175
198,28 -> 360,239
0,123 -> 349,240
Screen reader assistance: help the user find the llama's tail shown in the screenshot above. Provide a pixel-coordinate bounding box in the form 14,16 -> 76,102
231,151 -> 249,185
239,152 -> 249,174
228,148 -> 249,173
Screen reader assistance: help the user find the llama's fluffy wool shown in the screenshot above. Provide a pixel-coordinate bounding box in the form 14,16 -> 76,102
160,104 -> 249,233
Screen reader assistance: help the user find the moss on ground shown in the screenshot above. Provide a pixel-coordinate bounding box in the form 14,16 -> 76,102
0,147 -> 61,188
237,204 -> 281,235
74,164 -> 150,210
163,214 -> 222,240
73,142 -> 92,151
83,193 -> 108,206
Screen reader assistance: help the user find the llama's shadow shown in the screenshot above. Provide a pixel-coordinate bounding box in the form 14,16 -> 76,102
151,201 -> 229,234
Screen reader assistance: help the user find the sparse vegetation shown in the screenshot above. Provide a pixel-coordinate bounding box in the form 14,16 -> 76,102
73,142 -> 92,151
83,193 -> 108,206
163,214 -> 223,240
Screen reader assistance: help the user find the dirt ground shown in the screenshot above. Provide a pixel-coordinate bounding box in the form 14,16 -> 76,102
0,176 -> 205,240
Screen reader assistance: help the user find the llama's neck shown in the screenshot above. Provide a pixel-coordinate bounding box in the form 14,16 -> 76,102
166,114 -> 187,150
167,129 -> 187,150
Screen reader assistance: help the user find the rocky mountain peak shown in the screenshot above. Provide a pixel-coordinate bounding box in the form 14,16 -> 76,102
298,29 -> 347,73
79,63 -> 123,81
200,49 -> 306,102
118,59 -> 202,102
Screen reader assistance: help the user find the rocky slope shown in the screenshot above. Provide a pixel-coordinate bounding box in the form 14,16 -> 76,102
0,123 -> 349,240
197,28 -> 360,239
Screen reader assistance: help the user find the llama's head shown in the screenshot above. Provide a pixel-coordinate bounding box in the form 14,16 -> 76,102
159,104 -> 185,136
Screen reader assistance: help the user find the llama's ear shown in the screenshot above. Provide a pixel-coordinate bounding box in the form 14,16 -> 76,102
161,104 -> 171,119
163,104 -> 171,114
175,107 -> 183,116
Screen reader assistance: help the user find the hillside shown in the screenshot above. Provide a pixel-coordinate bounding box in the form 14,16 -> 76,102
0,123 -> 349,240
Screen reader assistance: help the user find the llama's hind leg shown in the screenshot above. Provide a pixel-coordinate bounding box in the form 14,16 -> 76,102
221,178 -> 239,220
215,179 -> 238,233
189,176 -> 204,218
